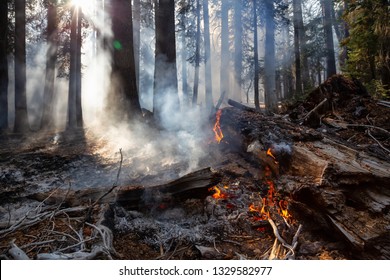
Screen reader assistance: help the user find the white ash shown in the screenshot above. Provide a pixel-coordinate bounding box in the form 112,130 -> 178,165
113,203 -> 234,251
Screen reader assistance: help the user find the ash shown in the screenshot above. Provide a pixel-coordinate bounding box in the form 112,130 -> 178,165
113,198 -> 235,251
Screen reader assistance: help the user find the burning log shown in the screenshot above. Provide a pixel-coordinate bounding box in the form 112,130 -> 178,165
30,167 -> 221,210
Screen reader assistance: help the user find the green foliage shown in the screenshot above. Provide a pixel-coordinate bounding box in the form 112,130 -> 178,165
342,0 -> 390,97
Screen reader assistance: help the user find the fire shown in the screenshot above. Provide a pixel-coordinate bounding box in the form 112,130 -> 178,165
213,109 -> 224,144
266,148 -> 278,164
209,186 -> 228,200
248,151 -> 292,224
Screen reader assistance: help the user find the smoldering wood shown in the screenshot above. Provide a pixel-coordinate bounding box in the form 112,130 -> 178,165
30,167 -> 221,209
220,105 -> 390,258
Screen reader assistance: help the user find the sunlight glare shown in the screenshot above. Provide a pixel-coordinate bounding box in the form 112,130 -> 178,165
71,0 -> 95,12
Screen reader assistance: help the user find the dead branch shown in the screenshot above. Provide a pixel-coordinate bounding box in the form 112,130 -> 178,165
346,124 -> 390,136
8,240 -> 30,260
367,129 -> 390,155
228,99 -> 258,113
301,98 -> 328,124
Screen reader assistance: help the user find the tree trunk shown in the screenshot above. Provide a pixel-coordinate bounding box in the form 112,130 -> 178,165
192,0 -> 200,106
233,0 -> 243,102
253,0 -> 260,111
203,0 -> 213,109
133,0 -> 141,92
264,0 -> 277,111
180,7 -> 189,107
41,0 -> 58,131
322,0 -> 337,78
292,0 -> 303,97
76,6 -> 83,127
110,0 -> 142,122
67,6 -> 77,130
153,0 -> 180,126
219,0 -> 230,102
14,0 -> 29,133
0,0 -> 8,132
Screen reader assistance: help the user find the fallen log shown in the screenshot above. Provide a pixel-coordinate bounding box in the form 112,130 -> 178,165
30,167 -> 222,210
228,99 -> 258,113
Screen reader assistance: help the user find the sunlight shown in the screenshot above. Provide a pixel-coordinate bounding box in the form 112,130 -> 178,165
71,0 -> 95,12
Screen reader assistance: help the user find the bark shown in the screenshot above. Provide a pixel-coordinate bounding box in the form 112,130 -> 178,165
253,0 -> 260,111
322,0 -> 337,78
0,0 -> 8,131
264,0 -> 277,111
153,0 -> 179,125
203,0 -> 213,109
219,0 -> 230,101
14,0 -> 29,133
110,0 -> 142,122
41,0 -> 58,130
192,0 -> 200,106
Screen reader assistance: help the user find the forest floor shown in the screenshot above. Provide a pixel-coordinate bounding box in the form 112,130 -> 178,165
0,75 -> 389,260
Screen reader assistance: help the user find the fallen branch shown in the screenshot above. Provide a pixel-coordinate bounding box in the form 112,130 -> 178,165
367,129 -> 390,155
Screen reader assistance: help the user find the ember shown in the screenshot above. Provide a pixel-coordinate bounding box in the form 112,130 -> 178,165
208,185 -> 228,200
213,109 -> 224,143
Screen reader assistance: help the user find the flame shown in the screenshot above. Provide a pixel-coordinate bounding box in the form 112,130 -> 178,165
266,148 -> 278,164
248,151 -> 293,224
213,109 -> 224,144
209,186 -> 228,200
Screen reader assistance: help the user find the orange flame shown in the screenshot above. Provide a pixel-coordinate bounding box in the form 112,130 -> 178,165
267,148 -> 278,164
278,200 -> 291,219
209,186 -> 228,200
213,109 -> 224,144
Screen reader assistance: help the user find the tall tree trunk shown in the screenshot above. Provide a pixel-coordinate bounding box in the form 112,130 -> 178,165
264,0 -> 277,111
41,0 -> 58,130
0,0 -> 8,132
220,0 -> 229,102
67,6 -> 77,129
192,0 -> 200,106
233,0 -> 243,102
253,0 -> 260,111
296,0 -> 310,91
153,0 -> 179,126
110,0 -> 142,122
180,7 -> 189,107
203,0 -> 213,109
14,0 -> 29,133
322,0 -> 337,78
292,0 -> 303,97
76,6 -> 83,127
133,0 -> 141,92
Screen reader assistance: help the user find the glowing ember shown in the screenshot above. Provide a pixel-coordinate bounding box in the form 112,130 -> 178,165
209,186 -> 228,200
213,109 -> 224,144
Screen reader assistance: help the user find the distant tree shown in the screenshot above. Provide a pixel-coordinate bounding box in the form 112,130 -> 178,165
322,0 -> 337,78
234,0 -> 243,101
179,2 -> 189,106
264,0 -> 277,111
192,0 -> 201,105
203,0 -> 213,109
292,0 -> 303,97
14,0 -> 29,133
67,5 -> 77,129
253,0 -> 260,111
0,0 -> 8,132
41,0 -> 58,130
76,6 -> 82,127
219,0 -> 230,101
109,0 -> 142,121
133,0 -> 141,92
153,0 -> 180,125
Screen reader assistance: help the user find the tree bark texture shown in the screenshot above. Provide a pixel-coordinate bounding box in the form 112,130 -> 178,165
0,0 -> 8,131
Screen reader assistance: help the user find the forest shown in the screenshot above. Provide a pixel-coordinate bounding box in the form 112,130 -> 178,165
0,0 -> 389,260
